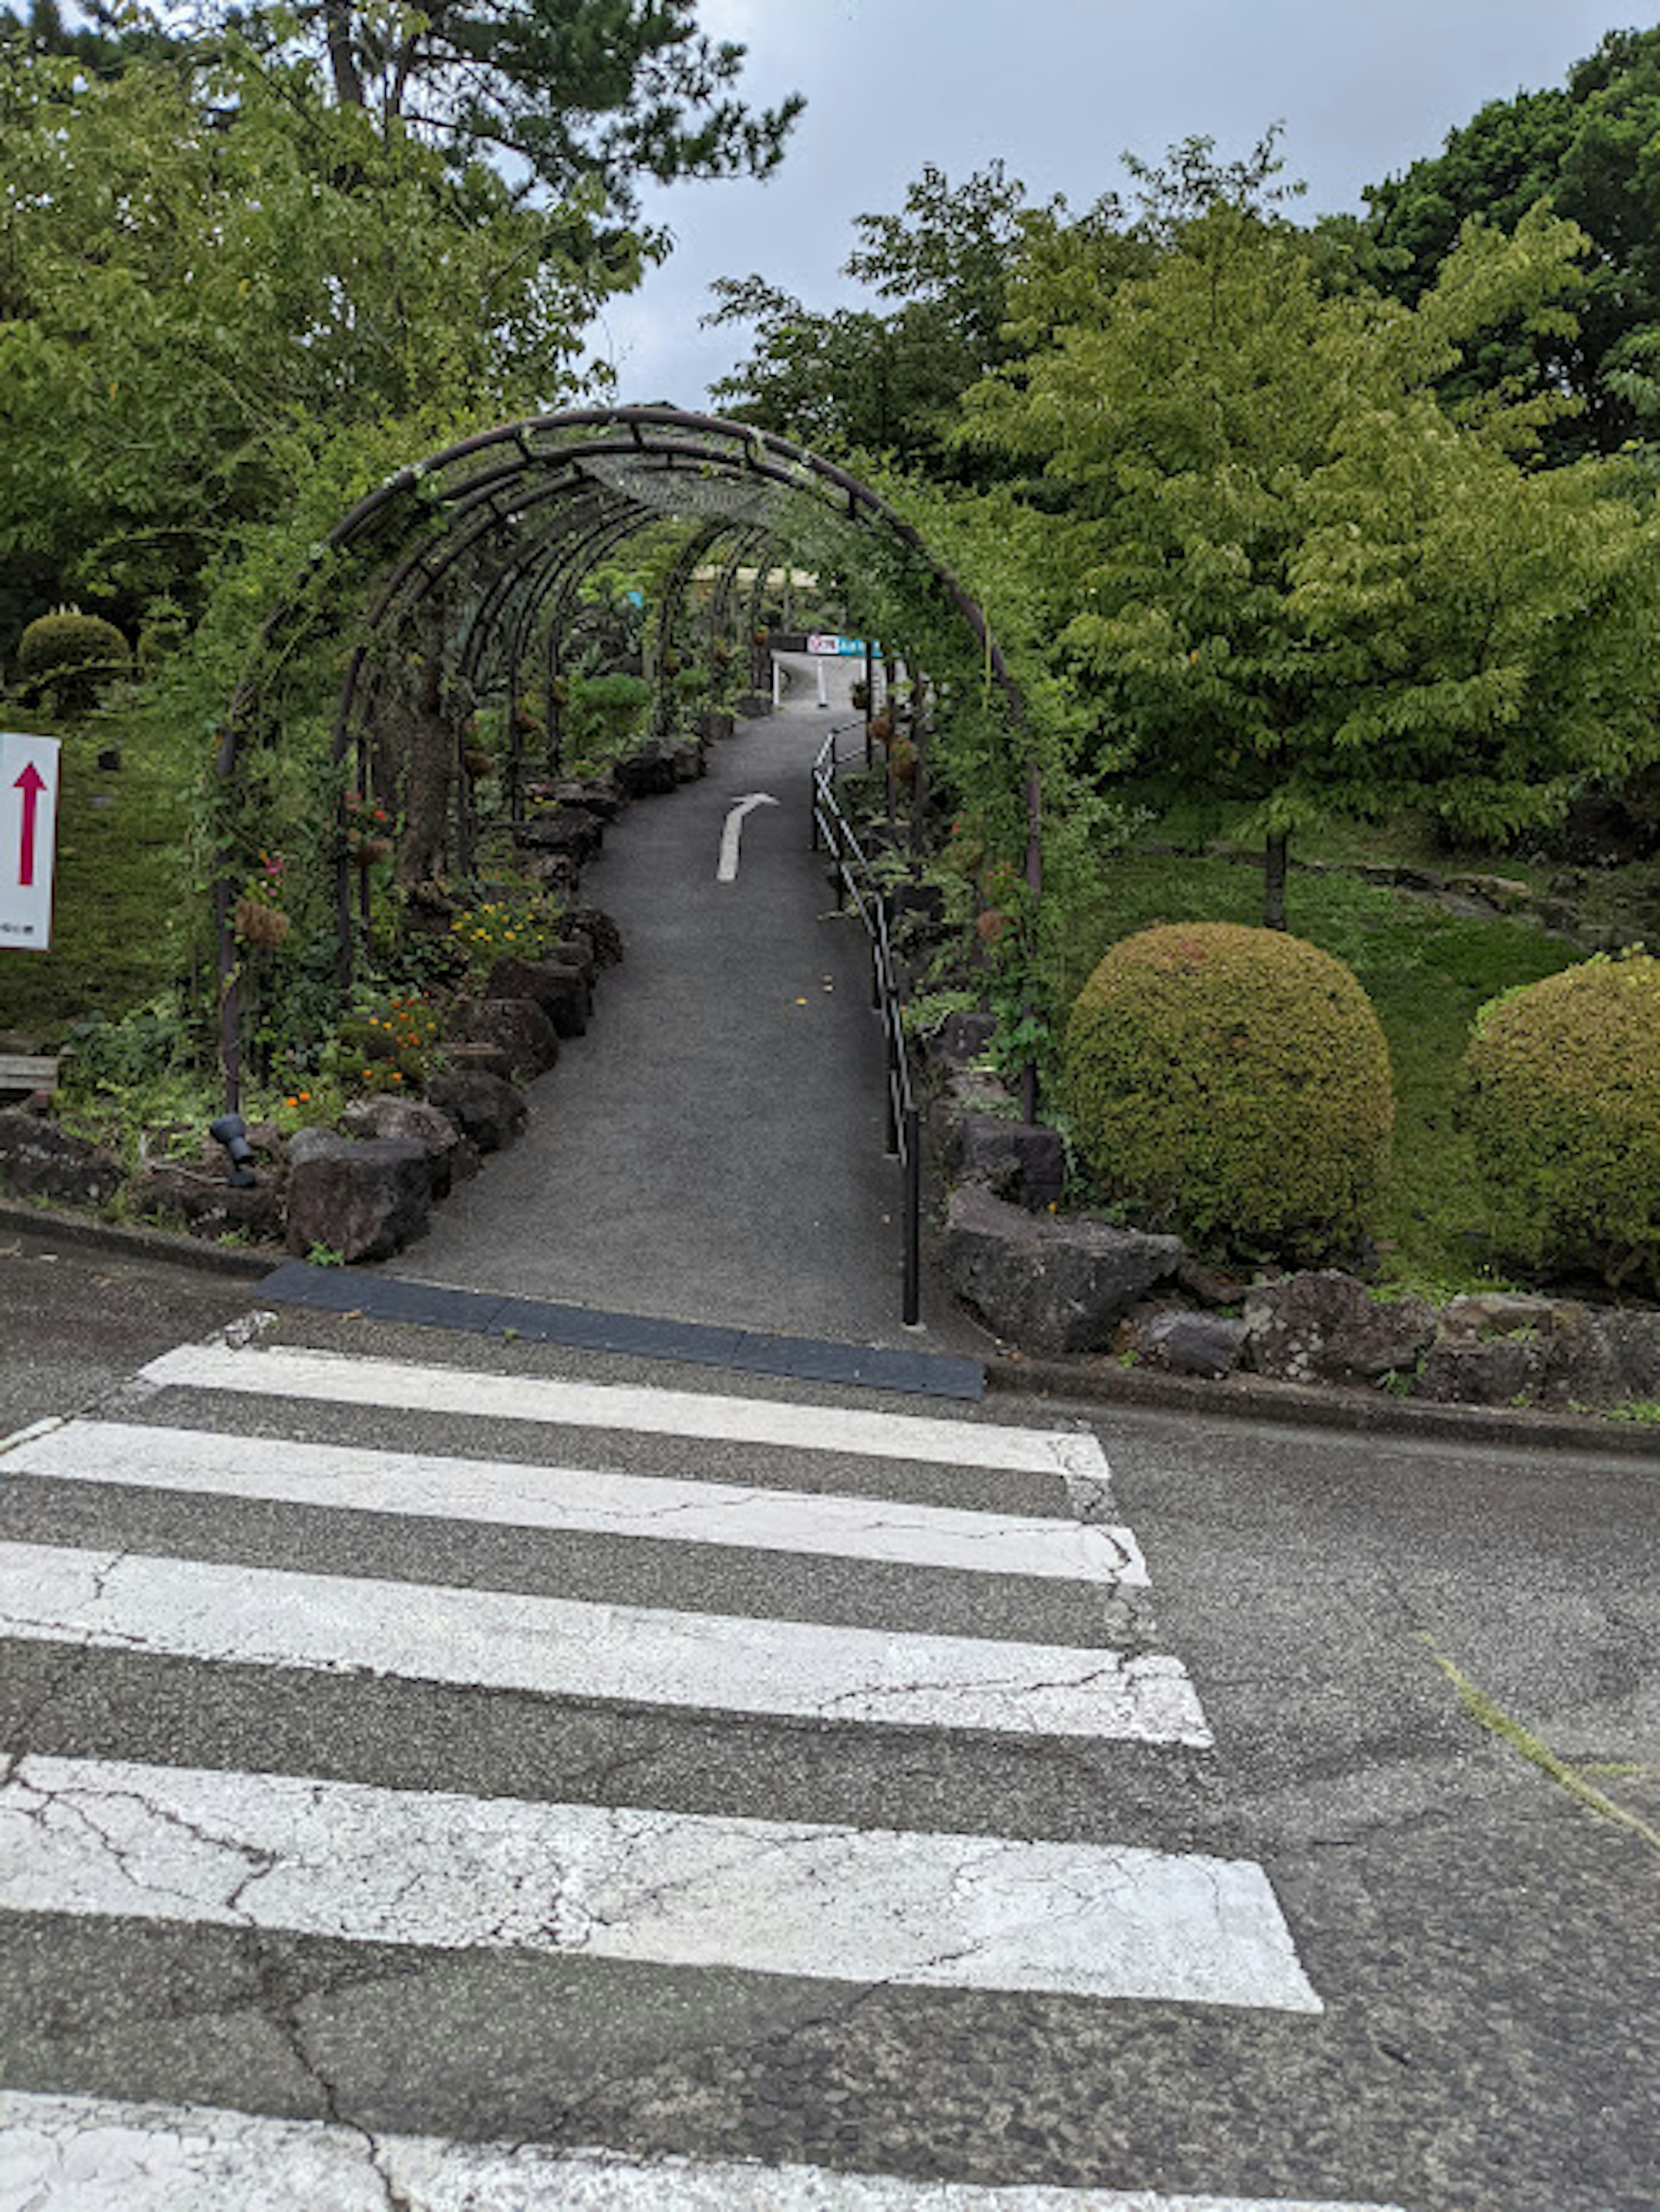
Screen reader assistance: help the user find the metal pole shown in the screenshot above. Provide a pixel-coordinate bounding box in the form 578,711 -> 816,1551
902,1106 -> 922,1328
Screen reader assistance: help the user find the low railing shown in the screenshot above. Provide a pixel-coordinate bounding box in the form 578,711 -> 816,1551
811,723 -> 923,1327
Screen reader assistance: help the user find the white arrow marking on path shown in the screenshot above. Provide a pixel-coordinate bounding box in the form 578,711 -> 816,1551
717,791 -> 779,881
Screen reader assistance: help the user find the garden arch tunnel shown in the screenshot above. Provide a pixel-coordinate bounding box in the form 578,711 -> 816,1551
214,403 -> 1035,1109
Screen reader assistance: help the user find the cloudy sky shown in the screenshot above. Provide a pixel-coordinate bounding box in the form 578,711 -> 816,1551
595,0 -> 1642,405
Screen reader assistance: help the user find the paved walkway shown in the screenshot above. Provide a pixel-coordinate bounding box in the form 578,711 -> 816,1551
389,663 -> 979,1353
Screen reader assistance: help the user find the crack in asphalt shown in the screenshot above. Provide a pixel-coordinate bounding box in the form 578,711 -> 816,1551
251,1941 -> 419,2212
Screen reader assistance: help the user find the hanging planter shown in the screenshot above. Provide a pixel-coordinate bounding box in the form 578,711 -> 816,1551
348,831 -> 394,869
233,897 -> 292,951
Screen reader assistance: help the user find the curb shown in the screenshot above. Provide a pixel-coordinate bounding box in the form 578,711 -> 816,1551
984,1348 -> 1660,1461
7,1194 -> 1660,1461
0,1201 -> 281,1282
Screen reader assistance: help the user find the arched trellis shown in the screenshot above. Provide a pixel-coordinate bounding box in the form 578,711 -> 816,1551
216,405 -> 1036,1108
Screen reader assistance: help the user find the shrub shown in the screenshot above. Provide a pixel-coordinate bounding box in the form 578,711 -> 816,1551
568,671 -> 652,761
1063,922 -> 1395,1263
17,609 -> 131,708
1463,950 -> 1660,1290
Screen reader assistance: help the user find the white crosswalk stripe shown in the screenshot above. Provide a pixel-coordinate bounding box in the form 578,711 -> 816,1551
0,2090 -> 1410,2212
135,1341 -> 1115,1479
0,1334 -> 1340,2203
8,1417 -> 1151,1586
0,1752 -> 1315,2008
0,1535 -> 1208,1740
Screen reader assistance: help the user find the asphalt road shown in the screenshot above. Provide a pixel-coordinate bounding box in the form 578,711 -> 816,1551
0,1253 -> 1655,2211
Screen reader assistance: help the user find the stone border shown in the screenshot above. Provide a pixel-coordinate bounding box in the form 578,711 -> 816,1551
916,1015 -> 1660,1436
0,1199 -> 277,1279
983,1344 -> 1660,1460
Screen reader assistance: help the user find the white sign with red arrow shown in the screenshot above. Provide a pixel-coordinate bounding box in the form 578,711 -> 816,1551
0,732 -> 61,954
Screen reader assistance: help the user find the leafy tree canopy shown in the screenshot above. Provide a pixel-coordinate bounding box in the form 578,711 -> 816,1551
957,198 -> 1660,917
707,160 -> 1080,476
0,41 -> 643,612
706,136 -> 1302,476
182,0 -> 804,214
1363,25 -> 1660,455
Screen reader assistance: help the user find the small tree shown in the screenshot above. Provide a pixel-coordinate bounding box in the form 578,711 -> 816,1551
959,198 -> 1660,924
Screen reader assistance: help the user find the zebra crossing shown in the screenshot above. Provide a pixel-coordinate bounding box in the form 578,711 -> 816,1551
0,1326 -> 1403,2210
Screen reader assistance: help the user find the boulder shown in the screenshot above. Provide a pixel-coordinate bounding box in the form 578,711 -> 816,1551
287,1124 -> 348,1165
520,852 -> 582,901
564,908 -> 626,969
547,774 -> 625,823
1244,1270 -> 1436,1387
941,1184 -> 1184,1355
341,1095 -> 475,1198
957,1116 -> 1067,1211
613,744 -> 680,799
1124,1305 -> 1249,1380
444,995 -> 559,1079
1414,1332 -> 1550,1408
1415,1296 -> 1660,1410
931,1010 -> 996,1068
671,738 -> 706,783
929,1072 -> 1018,1179
1443,873 -> 1534,913
284,1135 -> 431,1263
426,1069 -> 528,1153
482,955 -> 591,1039
0,1110 -> 124,1208
132,1162 -> 286,1243
1175,1254 -> 1253,1309
511,805 -> 605,867
545,936 -> 597,987
441,1040 -> 515,1085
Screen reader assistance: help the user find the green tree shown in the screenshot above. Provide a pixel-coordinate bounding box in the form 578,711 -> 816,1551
707,140 -> 1301,476
217,0 -> 801,213
960,200 -> 1660,924
0,44 -> 641,616
1363,26 -> 1660,456
708,162 -> 1084,476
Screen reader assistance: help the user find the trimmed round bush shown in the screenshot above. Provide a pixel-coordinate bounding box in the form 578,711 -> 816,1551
17,610 -> 130,707
1463,950 -> 1660,1290
1063,922 -> 1395,1263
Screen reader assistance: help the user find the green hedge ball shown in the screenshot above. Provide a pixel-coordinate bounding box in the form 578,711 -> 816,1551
1464,949 -> 1660,1292
1063,921 -> 1394,1264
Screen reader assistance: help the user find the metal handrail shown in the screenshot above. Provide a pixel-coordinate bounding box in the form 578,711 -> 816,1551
811,724 -> 923,1326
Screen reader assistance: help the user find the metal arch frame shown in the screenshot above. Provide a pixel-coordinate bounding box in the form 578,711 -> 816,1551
216,405 -> 1033,1108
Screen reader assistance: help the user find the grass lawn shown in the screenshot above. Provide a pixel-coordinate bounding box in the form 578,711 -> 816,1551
0,706 -> 194,1049
1060,811 -> 1585,1296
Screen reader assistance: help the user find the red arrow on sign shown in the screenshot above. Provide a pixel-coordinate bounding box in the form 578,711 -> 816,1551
14,762 -> 46,888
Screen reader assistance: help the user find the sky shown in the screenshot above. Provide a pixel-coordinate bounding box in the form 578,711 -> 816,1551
594,0 -> 1648,406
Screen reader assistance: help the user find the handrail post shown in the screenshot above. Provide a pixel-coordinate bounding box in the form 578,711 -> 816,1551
902,1106 -> 921,1327
883,1004 -> 900,1157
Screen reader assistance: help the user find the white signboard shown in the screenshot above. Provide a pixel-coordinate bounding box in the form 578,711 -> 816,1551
0,732 -> 61,953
